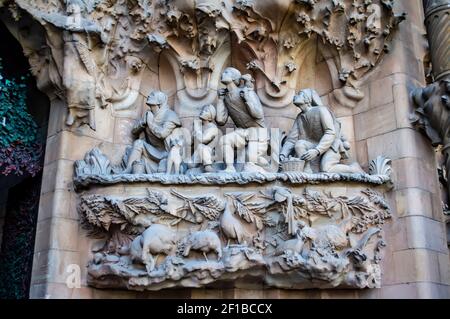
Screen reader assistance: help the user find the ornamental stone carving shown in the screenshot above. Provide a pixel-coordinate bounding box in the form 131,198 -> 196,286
73,81 -> 393,290
81,187 -> 391,290
0,0 -> 403,292
1,0 -> 405,129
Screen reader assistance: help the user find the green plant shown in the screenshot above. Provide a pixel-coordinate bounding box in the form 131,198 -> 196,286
0,176 -> 41,299
0,58 -> 43,176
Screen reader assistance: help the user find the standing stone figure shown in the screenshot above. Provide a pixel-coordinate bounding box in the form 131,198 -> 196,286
216,67 -> 269,172
190,104 -> 219,173
280,89 -> 363,174
63,0 -> 106,129
124,91 -> 181,173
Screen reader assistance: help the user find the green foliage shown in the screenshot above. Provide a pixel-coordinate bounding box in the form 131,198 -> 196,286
0,177 -> 41,299
0,58 -> 43,176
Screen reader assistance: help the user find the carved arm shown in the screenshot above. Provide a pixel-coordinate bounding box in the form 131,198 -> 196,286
315,107 -> 337,155
280,118 -> 300,159
241,90 -> 265,120
148,120 -> 178,140
216,91 -> 229,126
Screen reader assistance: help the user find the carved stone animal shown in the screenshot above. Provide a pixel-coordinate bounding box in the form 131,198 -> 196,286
220,200 -> 252,246
274,231 -> 305,256
182,230 -> 222,261
130,224 -> 177,273
166,137 -> 184,174
304,224 -> 349,250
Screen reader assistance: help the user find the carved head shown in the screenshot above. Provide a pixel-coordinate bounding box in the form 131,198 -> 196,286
241,74 -> 255,89
66,0 -> 83,14
125,56 -> 144,74
170,135 -> 184,149
198,23 -> 218,56
146,90 -> 168,113
199,104 -> 216,122
293,89 -> 323,113
221,67 -> 242,86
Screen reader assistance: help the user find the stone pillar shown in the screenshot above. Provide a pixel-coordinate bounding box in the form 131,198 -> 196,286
424,0 -> 450,80
423,0 -> 450,283
353,0 -> 450,298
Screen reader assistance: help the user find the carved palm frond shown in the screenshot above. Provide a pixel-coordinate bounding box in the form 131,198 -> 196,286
227,192 -> 275,231
79,190 -> 171,235
303,190 -> 339,217
338,193 -> 391,233
79,195 -> 128,233
362,189 -> 391,211
369,156 -> 392,176
170,189 -> 225,221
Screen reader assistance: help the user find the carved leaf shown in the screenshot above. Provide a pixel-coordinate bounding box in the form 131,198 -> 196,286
229,193 -> 274,231
79,190 -> 172,235
303,190 -> 338,217
369,156 -> 392,176
79,195 -> 126,232
339,193 -> 391,233
170,190 -> 225,221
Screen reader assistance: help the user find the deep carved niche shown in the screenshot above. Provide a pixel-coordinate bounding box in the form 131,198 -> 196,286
0,0 -> 404,291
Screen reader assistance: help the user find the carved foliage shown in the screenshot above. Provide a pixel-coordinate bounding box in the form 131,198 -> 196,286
81,186 -> 391,290
3,0 -> 406,130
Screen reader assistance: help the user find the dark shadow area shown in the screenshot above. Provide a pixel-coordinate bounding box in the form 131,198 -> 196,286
0,20 -> 50,299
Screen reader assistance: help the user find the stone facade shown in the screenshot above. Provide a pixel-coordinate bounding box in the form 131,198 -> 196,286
0,0 -> 449,298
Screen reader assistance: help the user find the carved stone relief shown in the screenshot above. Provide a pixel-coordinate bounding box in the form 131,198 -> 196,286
81,186 -> 390,290
73,86 -> 392,190
73,80 -> 393,290
0,0 -> 401,292
1,0 -> 405,129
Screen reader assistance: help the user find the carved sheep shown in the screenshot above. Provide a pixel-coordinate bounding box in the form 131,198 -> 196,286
130,224 -> 177,273
182,230 -> 222,261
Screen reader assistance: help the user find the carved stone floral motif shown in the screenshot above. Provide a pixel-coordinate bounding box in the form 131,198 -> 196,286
0,0 -> 405,129
81,186 -> 390,290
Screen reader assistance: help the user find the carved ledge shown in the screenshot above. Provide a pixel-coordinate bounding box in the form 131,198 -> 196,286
74,171 -> 391,189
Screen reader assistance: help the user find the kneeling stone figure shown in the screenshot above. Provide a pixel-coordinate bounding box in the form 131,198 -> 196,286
280,89 -> 363,174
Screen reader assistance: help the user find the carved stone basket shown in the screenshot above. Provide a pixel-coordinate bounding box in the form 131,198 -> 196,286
280,158 -> 305,172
